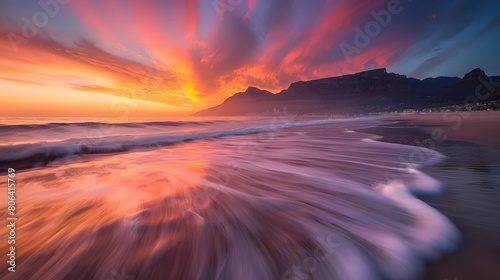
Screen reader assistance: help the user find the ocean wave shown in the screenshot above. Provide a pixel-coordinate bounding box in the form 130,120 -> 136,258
0,118 -> 461,280
0,118 -> 372,170
0,120 -> 226,131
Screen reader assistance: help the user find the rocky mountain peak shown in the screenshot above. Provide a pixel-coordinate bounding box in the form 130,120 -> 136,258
462,68 -> 488,81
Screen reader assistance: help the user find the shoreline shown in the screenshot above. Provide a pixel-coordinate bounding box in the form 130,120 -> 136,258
357,111 -> 500,280
398,111 -> 500,149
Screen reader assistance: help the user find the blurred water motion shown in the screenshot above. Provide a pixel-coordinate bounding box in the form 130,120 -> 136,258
0,117 -> 460,279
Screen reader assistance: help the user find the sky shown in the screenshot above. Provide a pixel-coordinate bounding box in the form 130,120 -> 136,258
0,0 -> 499,116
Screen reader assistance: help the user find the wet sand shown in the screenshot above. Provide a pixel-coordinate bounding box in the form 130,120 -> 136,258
359,111 -> 500,280
407,111 -> 500,149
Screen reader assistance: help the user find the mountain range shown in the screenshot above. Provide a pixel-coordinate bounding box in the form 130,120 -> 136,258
195,68 -> 500,116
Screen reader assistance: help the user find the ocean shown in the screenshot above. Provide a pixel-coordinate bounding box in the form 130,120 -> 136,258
0,116 -> 461,280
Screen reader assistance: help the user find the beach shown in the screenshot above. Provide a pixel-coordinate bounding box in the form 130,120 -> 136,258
358,111 -> 500,280
0,113 -> 498,279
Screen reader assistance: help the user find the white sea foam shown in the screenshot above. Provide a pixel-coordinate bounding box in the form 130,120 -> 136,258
0,117 -> 461,280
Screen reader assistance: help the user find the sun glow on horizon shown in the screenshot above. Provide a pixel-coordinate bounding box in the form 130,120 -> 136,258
0,79 -> 193,118
1,0 -> 499,117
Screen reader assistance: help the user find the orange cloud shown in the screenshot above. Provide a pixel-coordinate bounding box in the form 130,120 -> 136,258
0,0 -> 419,116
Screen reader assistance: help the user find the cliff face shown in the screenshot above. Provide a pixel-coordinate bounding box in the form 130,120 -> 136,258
277,68 -> 411,100
195,68 -> 499,116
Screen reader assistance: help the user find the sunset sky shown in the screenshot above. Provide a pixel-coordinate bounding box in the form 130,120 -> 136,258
1,0 -> 499,116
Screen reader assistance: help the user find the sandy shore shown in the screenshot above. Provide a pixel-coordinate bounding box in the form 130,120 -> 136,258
358,111 -> 500,280
405,111 -> 500,149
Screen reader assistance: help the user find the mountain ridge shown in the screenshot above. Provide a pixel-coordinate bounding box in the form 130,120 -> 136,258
195,68 -> 500,116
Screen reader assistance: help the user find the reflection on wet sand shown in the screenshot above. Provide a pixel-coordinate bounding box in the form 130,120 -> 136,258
0,120 -> 460,279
